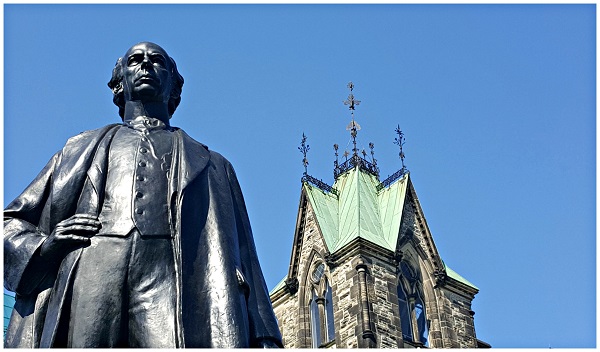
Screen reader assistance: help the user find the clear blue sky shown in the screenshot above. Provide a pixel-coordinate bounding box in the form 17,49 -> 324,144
3,4 -> 596,348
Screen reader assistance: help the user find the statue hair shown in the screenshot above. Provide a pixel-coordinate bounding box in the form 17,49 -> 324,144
107,55 -> 184,119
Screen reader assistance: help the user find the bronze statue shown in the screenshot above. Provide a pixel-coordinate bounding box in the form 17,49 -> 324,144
4,42 -> 283,348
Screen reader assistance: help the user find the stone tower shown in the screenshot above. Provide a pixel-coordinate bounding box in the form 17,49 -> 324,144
269,83 -> 489,348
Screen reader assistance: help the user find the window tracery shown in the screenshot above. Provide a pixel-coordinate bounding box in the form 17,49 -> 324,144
308,262 -> 336,347
398,260 -> 429,346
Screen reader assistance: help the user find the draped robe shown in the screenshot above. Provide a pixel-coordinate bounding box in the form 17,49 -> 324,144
4,124 -> 282,348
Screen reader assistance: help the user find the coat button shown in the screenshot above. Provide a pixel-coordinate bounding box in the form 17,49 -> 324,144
139,161 -> 146,167
136,175 -> 145,181
135,208 -> 144,214
136,192 -> 144,198
140,147 -> 148,153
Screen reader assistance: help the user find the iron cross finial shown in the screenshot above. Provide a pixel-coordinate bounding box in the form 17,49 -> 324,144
394,125 -> 407,172
343,81 -> 361,111
298,133 -> 310,175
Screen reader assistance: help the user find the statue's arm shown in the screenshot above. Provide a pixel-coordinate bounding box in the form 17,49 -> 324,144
4,152 -> 60,295
225,161 -> 283,348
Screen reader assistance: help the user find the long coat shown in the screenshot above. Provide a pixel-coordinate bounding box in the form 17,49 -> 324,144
4,124 -> 282,348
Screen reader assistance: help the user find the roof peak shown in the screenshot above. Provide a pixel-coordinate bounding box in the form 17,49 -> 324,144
297,82 -> 409,193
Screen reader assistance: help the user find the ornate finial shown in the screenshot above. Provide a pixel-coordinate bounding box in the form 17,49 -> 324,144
298,133 -> 310,175
334,83 -> 380,180
343,82 -> 362,158
333,144 -> 340,176
369,142 -> 377,168
343,82 -> 361,111
394,125 -> 407,173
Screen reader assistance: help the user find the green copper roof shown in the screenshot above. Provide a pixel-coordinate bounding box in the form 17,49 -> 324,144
304,167 -> 409,254
445,264 -> 479,290
269,276 -> 287,296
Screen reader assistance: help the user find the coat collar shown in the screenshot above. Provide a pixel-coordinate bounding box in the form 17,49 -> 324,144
79,126 -> 210,213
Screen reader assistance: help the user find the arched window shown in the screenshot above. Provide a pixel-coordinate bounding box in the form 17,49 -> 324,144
308,262 -> 336,347
324,280 -> 335,342
415,295 -> 428,346
310,289 -> 322,348
397,280 -> 413,341
398,261 -> 429,346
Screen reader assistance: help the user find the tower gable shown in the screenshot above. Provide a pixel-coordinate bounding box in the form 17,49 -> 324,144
270,83 -> 487,349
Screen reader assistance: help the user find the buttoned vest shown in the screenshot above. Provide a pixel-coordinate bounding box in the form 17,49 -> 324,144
97,118 -> 174,237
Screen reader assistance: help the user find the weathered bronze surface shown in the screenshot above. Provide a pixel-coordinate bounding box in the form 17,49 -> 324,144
4,42 -> 282,348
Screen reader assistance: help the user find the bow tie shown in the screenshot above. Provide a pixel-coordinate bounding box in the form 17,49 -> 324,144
125,116 -> 169,132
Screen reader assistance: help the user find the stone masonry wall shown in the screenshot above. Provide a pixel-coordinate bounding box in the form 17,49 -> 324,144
444,290 -> 477,348
367,255 -> 402,348
421,271 -> 444,348
329,256 -> 360,348
272,293 -> 299,348
440,289 -> 478,348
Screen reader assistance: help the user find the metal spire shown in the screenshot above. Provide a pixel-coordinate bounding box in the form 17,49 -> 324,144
299,133 -> 337,195
369,142 -> 377,169
298,133 -> 310,175
344,82 -> 361,157
394,125 -> 407,173
333,144 -> 339,176
343,82 -> 361,112
332,82 -> 380,180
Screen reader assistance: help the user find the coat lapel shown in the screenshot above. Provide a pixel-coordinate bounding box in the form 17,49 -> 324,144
167,129 -> 211,348
49,124 -> 120,230
175,129 -> 211,193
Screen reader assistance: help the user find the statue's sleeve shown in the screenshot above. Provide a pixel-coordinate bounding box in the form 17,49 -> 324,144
4,151 -> 60,295
225,161 -> 283,348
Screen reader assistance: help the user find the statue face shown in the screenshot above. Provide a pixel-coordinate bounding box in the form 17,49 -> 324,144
122,42 -> 173,104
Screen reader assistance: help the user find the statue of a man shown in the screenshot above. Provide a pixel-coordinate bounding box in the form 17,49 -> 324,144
4,42 -> 283,348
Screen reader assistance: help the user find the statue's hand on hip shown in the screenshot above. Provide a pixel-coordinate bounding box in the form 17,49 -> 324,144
39,214 -> 101,262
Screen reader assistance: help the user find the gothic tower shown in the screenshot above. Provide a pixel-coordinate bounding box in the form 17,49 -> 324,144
269,83 -> 489,348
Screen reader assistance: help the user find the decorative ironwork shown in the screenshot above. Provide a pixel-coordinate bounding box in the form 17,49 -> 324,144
298,133 -> 310,175
334,153 -> 379,179
394,125 -> 407,174
333,144 -> 340,177
347,120 -> 361,157
343,82 -> 362,159
343,82 -> 361,111
333,82 -> 381,180
369,142 -> 377,169
376,168 -> 406,191
302,174 -> 338,196
376,125 -> 409,191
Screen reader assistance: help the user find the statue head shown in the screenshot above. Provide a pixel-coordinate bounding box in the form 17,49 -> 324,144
108,42 -> 184,119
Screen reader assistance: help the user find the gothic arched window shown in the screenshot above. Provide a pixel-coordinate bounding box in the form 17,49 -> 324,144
398,261 -> 429,346
310,289 -> 322,348
308,262 -> 336,347
397,280 -> 413,341
324,279 -> 335,342
415,295 -> 428,346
